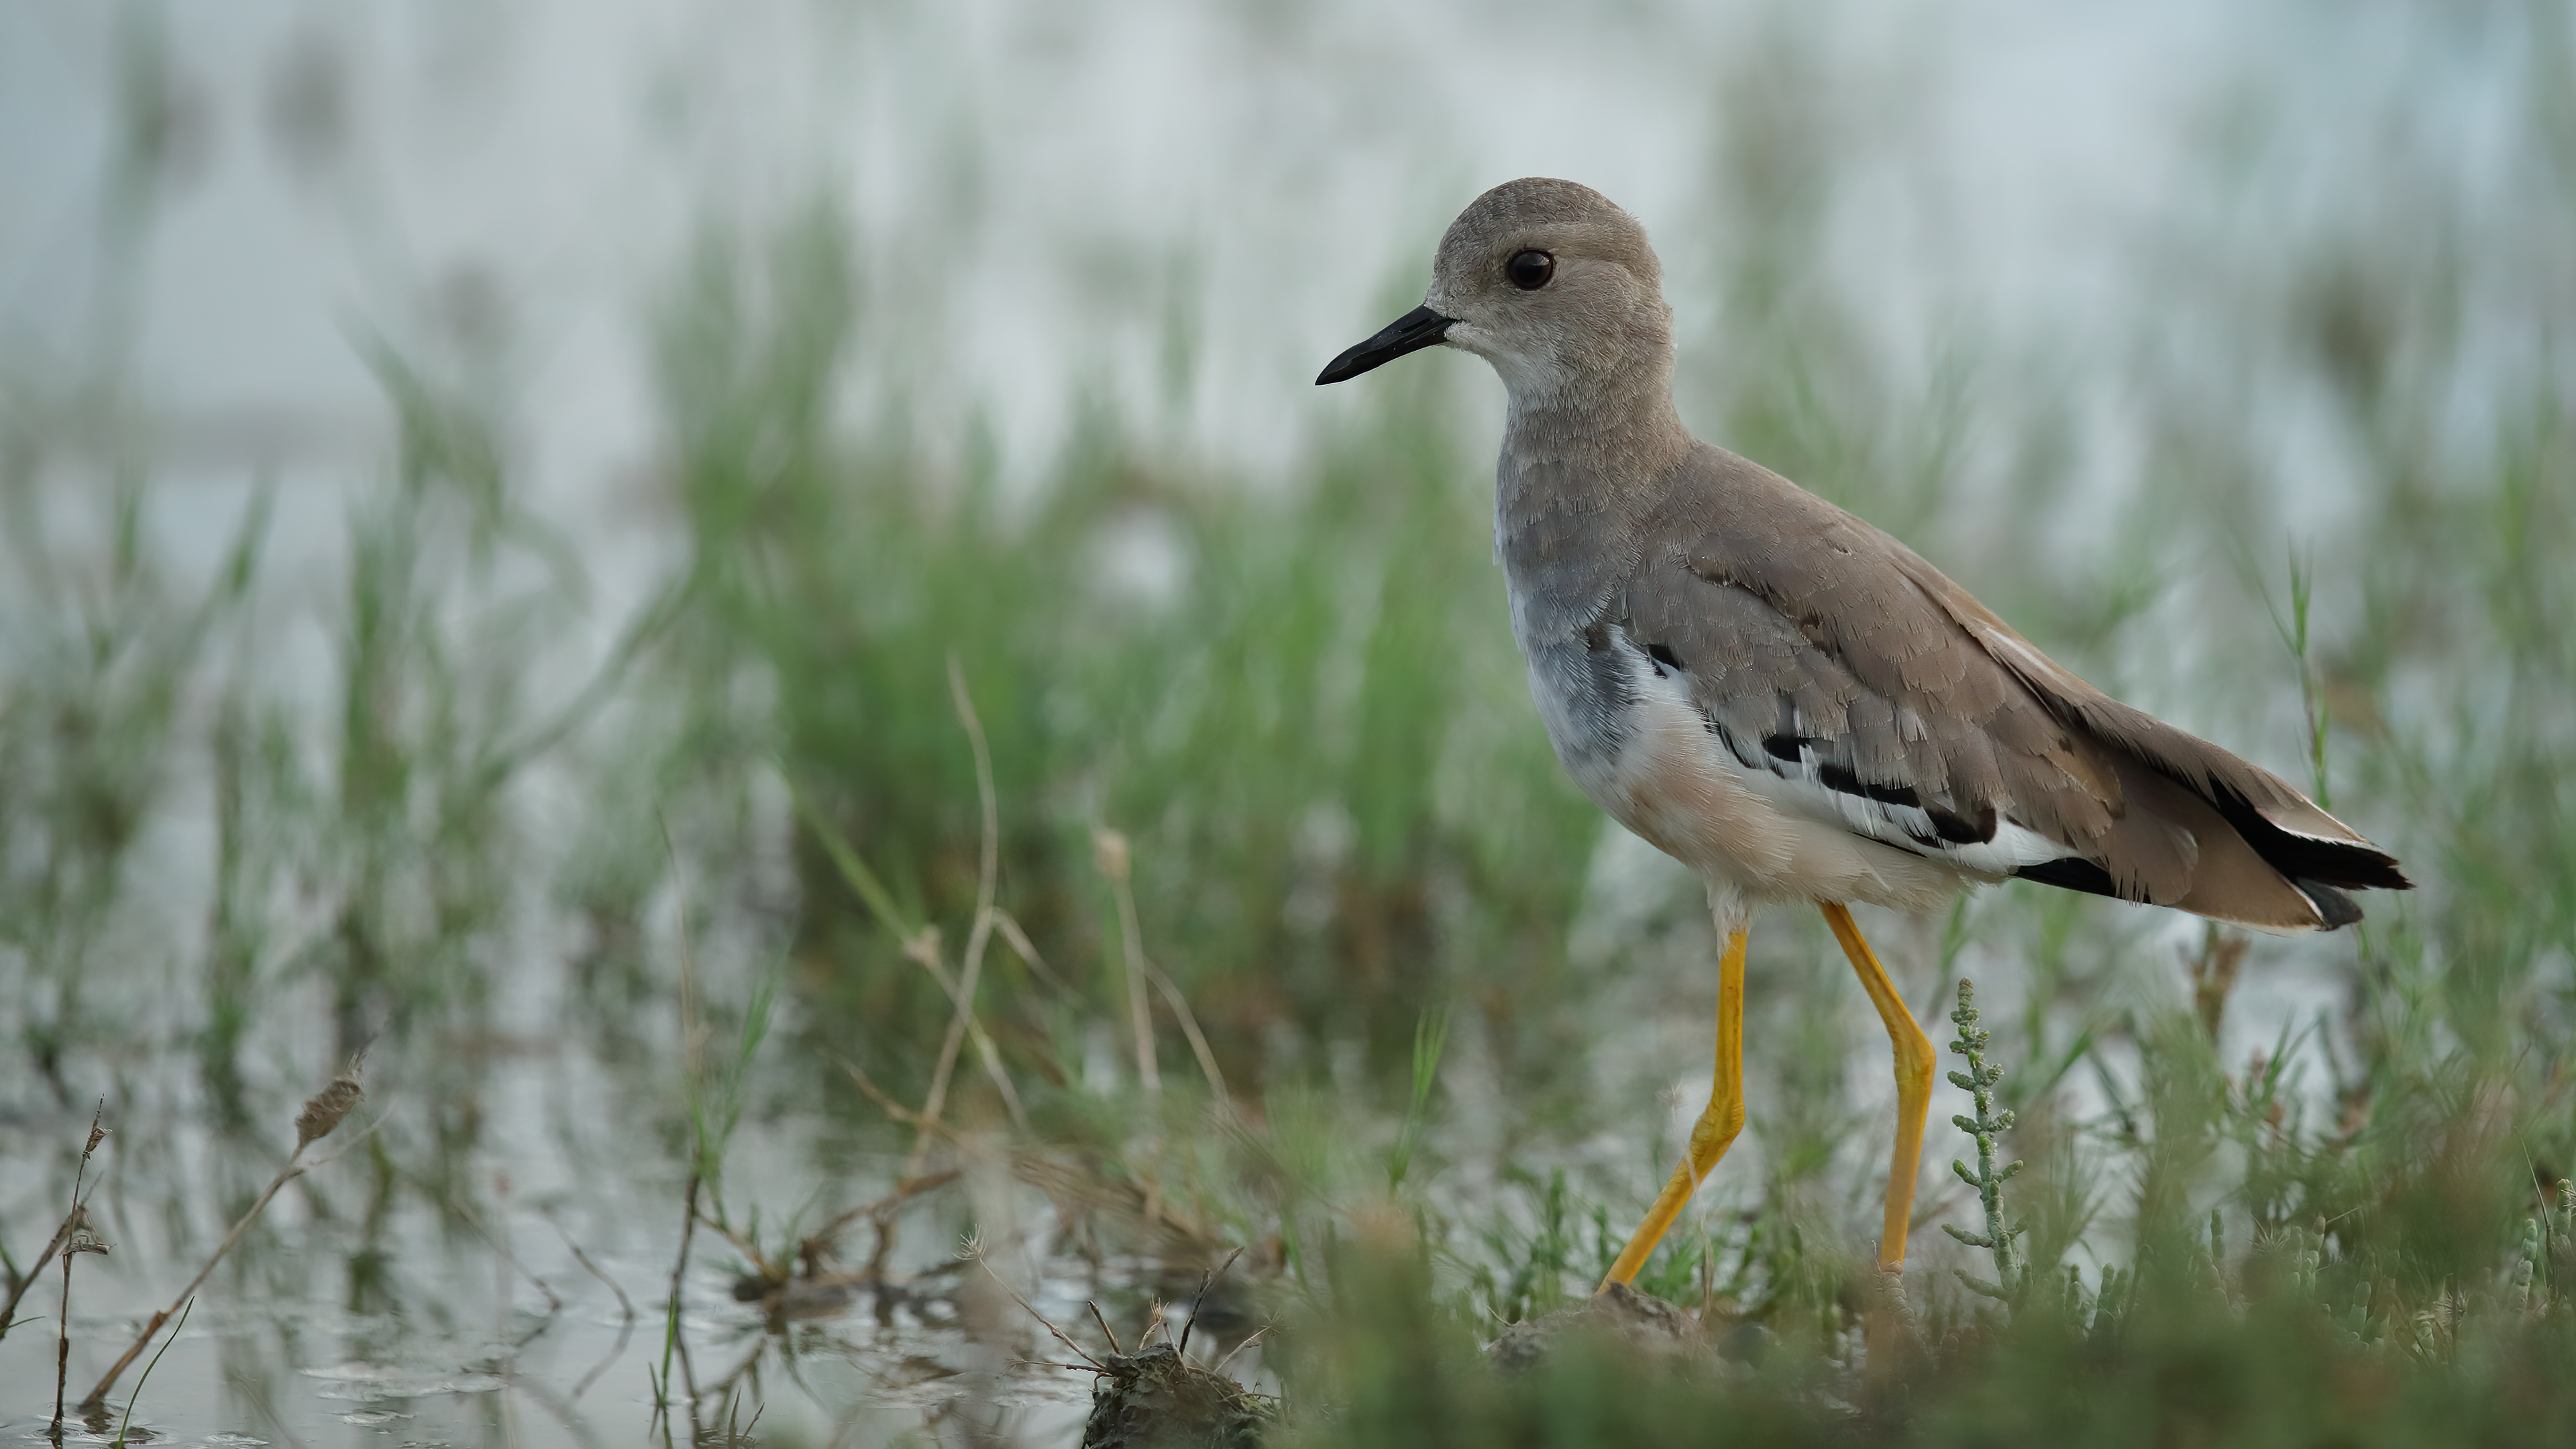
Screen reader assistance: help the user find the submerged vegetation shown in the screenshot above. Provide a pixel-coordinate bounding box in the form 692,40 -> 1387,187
5,3 -> 2576,1444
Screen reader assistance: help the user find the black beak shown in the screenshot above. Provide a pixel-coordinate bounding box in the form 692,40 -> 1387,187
1315,305 -> 1455,385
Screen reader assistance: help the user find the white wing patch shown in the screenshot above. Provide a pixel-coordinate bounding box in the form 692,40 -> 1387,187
1727,744 -> 2070,877
1618,627 -> 2071,879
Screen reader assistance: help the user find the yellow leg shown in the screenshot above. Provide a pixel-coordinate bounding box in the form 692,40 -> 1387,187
1821,902 -> 1937,1272
1603,926 -> 1749,1288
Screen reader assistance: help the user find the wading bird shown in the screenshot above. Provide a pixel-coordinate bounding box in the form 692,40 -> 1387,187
1316,178 -> 2408,1286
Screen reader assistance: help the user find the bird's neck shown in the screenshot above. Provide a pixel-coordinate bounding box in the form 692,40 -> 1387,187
1491,357 -> 1694,628
1495,358 -> 1695,512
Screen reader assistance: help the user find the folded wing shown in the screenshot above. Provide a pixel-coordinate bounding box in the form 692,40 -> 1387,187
1620,446 -> 2409,931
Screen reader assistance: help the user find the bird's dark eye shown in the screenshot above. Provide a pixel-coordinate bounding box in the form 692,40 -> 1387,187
1506,250 -> 1554,290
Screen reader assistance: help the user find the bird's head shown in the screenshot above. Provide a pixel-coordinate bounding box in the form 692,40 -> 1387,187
1317,177 -> 1674,406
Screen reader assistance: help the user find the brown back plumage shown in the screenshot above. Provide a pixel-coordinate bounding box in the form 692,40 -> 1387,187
1625,444 -> 2408,930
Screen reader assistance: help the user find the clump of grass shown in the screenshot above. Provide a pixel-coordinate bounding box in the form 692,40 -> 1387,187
0,469 -> 266,1094
1386,1007 -> 1450,1195
649,818 -> 782,1437
1474,1170 -> 1582,1326
643,201 -> 1603,1099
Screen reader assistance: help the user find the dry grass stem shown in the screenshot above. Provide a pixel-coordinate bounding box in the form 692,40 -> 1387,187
546,1215 -> 637,1322
1086,1299 -> 1126,1355
1180,1246 -> 1246,1357
991,908 -> 1076,996
904,656 -> 1029,1180
84,1067 -> 364,1409
54,1205 -> 110,1435
802,1167 -> 963,1273
842,1057 -> 961,1141
1213,1326 -> 1271,1377
896,936 -> 1024,1152
1138,951 -> 1231,1110
786,739 -> 1027,1180
1014,1152 -> 1222,1249
971,1248 -> 1104,1370
1093,826 -> 1163,1102
2,1104 -> 109,1346
694,1209 -> 788,1286
0,1216 -> 73,1342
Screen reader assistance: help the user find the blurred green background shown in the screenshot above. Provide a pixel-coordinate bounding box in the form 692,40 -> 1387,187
3,1 -> 2572,1444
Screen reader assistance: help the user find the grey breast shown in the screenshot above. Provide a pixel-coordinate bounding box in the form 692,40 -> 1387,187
1493,423 -> 1658,792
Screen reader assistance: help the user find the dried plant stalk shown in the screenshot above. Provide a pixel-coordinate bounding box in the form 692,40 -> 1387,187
82,1065 -> 365,1409
1095,826 -> 1163,1102
296,1071 -> 365,1149
2,1103 -> 109,1346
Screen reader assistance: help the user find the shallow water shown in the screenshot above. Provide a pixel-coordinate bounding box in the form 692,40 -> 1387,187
1,1029 -> 1184,1445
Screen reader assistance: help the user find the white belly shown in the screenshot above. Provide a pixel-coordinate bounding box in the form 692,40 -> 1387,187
1532,647 -> 1988,916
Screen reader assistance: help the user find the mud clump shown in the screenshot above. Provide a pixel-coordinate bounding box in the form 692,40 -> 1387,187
1487,1281 -> 1738,1376
1081,1342 -> 1271,1449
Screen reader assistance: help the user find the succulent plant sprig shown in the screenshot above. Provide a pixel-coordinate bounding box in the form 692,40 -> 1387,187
1942,980 -> 2027,1303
